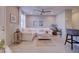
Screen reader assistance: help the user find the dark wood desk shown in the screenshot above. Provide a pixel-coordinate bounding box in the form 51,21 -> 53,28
64,29 -> 79,50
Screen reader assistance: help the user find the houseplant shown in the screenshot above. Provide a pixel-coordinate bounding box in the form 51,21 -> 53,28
0,39 -> 5,48
50,24 -> 59,35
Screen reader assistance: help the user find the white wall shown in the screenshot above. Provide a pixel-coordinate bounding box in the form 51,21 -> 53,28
72,11 -> 79,29
26,15 -> 56,28
69,10 -> 79,46
71,10 -> 79,45
6,7 -> 19,45
56,9 -> 73,39
0,7 -> 6,41
65,9 -> 73,29
56,11 -> 66,39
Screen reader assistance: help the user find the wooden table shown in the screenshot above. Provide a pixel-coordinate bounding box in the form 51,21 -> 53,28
64,29 -> 79,50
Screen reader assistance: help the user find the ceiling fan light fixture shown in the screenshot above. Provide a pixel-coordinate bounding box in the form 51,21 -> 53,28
34,9 -> 51,15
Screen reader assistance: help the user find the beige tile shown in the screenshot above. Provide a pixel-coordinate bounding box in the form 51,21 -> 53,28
9,35 -> 73,53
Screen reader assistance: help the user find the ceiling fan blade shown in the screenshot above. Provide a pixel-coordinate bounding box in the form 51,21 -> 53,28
34,9 -> 51,15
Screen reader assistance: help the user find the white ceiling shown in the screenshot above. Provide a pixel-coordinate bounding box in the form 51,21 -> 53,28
20,6 -> 79,15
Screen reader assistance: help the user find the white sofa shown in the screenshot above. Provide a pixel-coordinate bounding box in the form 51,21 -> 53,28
22,32 -> 35,41
22,28 -> 52,41
37,32 -> 52,40
23,28 -> 52,34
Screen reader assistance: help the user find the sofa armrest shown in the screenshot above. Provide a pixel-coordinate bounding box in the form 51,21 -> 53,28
22,33 -> 35,41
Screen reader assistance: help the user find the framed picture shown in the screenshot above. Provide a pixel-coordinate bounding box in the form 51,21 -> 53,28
10,14 -> 16,23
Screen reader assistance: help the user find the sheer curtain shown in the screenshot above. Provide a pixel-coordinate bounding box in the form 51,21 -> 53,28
20,13 -> 26,31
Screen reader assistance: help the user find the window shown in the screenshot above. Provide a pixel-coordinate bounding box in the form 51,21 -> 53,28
33,20 -> 39,28
33,20 -> 43,28
20,13 -> 26,30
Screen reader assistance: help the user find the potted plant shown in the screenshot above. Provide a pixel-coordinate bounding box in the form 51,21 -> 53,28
0,39 -> 5,48
52,29 -> 57,35
50,24 -> 58,35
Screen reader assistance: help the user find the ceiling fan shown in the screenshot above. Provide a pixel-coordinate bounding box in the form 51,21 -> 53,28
34,9 -> 51,15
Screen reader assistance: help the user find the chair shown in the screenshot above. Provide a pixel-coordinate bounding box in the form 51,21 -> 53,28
64,29 -> 79,50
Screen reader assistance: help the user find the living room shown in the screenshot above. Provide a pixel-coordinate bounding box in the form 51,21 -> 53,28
0,6 -> 79,53
11,6 -> 79,52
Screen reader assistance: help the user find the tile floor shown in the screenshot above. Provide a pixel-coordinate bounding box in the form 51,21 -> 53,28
9,35 -> 79,53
